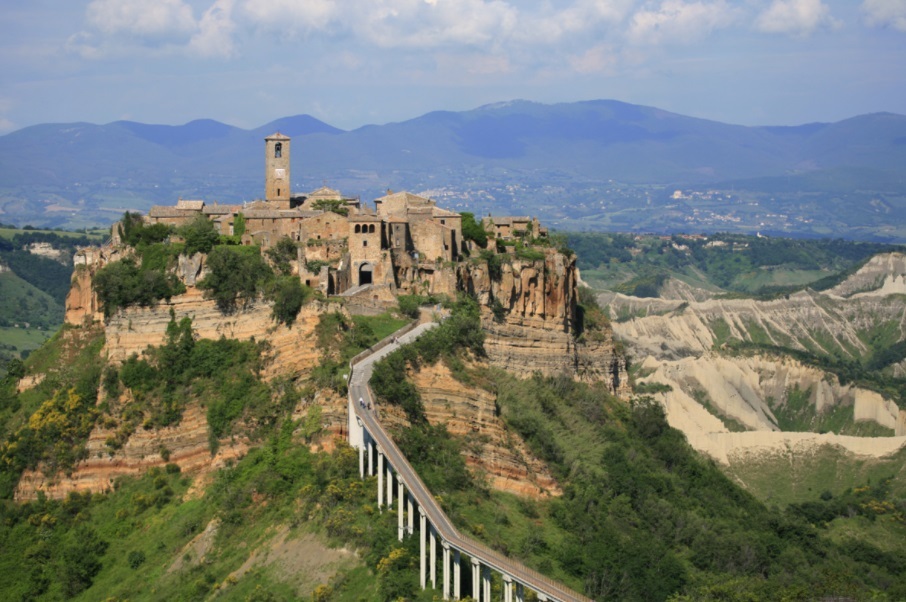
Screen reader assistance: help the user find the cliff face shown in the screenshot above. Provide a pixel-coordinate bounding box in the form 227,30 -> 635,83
104,288 -> 323,380
608,254 -> 906,465
16,401 -> 247,501
381,362 -> 560,498
458,251 -> 629,396
34,239 -> 628,500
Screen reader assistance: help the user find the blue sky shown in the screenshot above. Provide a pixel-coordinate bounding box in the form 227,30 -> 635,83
1,0 -> 905,133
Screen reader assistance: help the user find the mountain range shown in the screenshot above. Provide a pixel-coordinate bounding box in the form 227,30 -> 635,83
1,99 -> 905,239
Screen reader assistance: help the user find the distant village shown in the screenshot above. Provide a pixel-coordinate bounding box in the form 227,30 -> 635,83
139,133 -> 546,298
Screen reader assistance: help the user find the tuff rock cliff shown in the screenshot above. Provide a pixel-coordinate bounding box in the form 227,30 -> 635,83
459,250 -> 630,395
19,240 -> 626,499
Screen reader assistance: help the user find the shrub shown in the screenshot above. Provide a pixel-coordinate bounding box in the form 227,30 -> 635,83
460,212 -> 488,248
179,215 -> 219,256
127,550 -> 146,569
198,246 -> 273,313
397,294 -> 425,319
312,198 -> 349,216
93,258 -> 185,317
268,276 -> 310,326
266,237 -> 299,276
479,249 -> 504,281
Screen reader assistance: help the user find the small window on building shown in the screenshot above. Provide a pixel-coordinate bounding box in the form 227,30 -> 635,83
275,142 -> 282,158
441,219 -> 446,225
363,240 -> 368,247
355,224 -> 361,233
277,188 -> 281,197
369,224 -> 375,233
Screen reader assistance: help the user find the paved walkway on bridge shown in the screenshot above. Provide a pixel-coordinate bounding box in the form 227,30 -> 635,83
348,320 -> 593,602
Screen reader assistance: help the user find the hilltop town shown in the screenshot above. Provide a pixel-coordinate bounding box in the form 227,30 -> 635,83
142,132 -> 546,301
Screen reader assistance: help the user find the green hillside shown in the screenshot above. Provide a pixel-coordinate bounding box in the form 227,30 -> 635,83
569,231 -> 902,296
1,301 -> 905,600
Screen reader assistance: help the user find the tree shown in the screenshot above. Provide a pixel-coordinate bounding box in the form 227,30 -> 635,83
268,276 -> 309,326
179,215 -> 219,256
312,198 -> 349,216
460,212 -> 488,248
198,246 -> 273,313
266,237 -> 298,276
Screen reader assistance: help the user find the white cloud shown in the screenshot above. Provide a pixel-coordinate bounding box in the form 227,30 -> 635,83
570,43 -> 618,74
189,0 -> 236,58
86,0 -> 196,40
862,0 -> 906,32
627,1 -> 739,46
755,0 -> 836,36
239,0 -> 519,48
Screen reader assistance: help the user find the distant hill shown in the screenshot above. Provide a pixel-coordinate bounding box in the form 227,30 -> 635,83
1,100 -> 905,239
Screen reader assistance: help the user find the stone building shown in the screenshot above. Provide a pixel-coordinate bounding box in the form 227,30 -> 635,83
145,131 -> 546,300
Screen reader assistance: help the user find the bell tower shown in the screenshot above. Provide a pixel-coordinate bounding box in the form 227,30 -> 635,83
265,132 -> 291,209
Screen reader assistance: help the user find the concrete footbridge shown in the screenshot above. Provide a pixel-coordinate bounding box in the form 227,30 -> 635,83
347,320 -> 593,602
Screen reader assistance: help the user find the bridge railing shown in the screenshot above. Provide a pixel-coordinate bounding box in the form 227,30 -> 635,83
347,324 -> 593,602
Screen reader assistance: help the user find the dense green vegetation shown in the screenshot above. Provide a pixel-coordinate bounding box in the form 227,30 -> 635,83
0,309 -> 438,602
0,326 -> 105,499
310,311 -> 409,395
372,301 -> 906,601
0,270 -> 62,330
0,423 -> 441,601
459,212 -> 488,249
568,231 -> 902,296
109,314 -> 276,449
93,257 -> 186,318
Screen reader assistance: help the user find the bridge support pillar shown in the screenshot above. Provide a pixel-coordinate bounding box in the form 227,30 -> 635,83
358,440 -> 364,479
377,450 -> 384,510
407,493 -> 415,534
471,558 -> 481,601
515,583 -> 524,602
430,526 -> 437,590
442,541 -> 451,600
503,575 -> 512,602
367,439 -> 374,476
397,479 -> 405,541
482,566 -> 491,602
386,463 -> 393,506
419,509 -> 427,589
453,549 -> 461,600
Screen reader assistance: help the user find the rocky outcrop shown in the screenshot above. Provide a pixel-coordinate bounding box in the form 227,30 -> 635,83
827,252 -> 906,298
460,251 -> 629,395
15,401 -> 248,501
65,244 -> 131,326
384,362 -> 560,498
104,287 -> 324,380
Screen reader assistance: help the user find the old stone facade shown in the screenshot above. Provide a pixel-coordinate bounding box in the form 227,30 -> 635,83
145,132 -> 527,299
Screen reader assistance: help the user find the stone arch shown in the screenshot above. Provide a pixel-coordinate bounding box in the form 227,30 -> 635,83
358,262 -> 373,286
355,224 -> 361,234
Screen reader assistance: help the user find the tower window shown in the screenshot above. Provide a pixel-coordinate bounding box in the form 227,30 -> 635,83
363,240 -> 368,247
277,188 -> 281,197
275,143 -> 282,158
